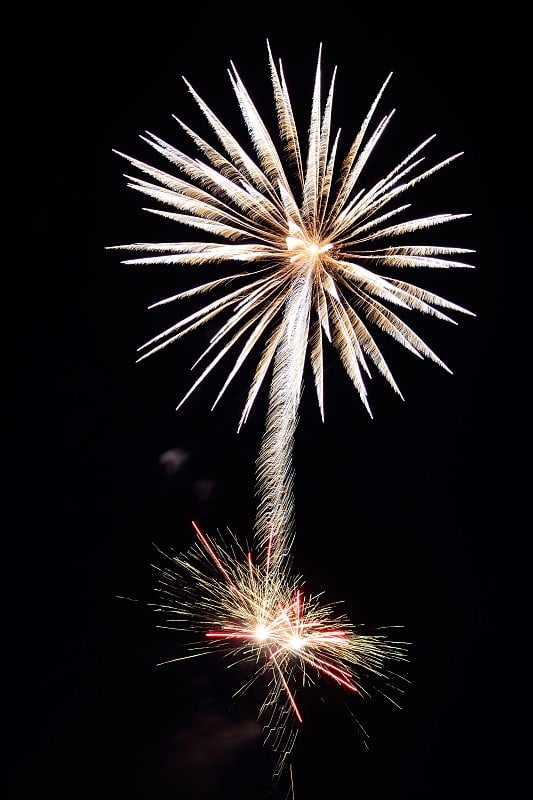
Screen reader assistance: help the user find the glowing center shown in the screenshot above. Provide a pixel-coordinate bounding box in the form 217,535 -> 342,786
288,634 -> 304,650
255,623 -> 269,642
286,232 -> 332,264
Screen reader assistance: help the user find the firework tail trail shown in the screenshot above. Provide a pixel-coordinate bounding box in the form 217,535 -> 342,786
253,268 -> 312,563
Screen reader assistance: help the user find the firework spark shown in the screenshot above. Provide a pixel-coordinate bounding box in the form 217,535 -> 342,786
153,521 -> 407,776
110,42 -> 474,552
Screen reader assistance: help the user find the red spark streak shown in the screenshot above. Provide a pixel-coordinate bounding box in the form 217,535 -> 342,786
270,650 -> 303,722
191,520 -> 232,582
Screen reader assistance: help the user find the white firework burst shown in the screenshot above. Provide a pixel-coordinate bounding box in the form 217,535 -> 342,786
111,42 -> 473,422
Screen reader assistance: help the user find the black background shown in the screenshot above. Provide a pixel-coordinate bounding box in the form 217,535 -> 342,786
12,4 -> 523,799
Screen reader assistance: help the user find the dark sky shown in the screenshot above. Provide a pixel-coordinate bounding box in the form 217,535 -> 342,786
12,5 -> 522,799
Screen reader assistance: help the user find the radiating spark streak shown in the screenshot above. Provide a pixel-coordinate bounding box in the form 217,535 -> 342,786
191,519 -> 232,583
270,651 -> 303,723
154,520 -> 408,775
289,763 -> 295,800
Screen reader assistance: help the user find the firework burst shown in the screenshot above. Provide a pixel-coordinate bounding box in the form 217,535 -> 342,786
153,521 -> 407,776
110,42 -> 473,425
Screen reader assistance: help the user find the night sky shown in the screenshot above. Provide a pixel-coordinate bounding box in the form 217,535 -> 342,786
12,5 -> 521,799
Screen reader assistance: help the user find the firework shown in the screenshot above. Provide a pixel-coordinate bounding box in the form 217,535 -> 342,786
153,521 -> 407,777
111,42 -> 474,420
110,44 -> 474,789
110,42 -> 474,552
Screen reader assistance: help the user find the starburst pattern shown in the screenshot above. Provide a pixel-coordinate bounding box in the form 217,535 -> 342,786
153,521 -> 407,776
111,42 -> 474,427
